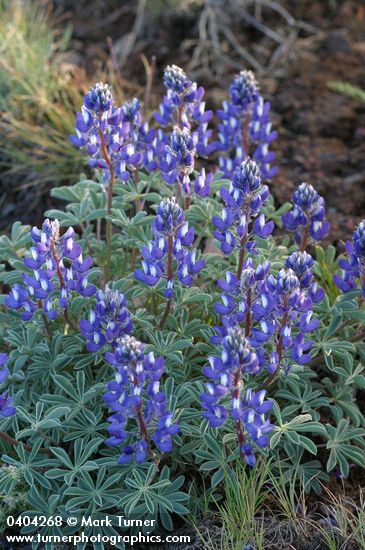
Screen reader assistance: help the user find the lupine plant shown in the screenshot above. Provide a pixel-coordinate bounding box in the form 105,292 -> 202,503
0,66 -> 365,545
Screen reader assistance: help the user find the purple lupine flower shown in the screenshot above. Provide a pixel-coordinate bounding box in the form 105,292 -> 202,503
282,183 -> 330,249
0,353 -> 9,385
214,70 -> 277,180
5,219 -> 95,321
160,125 -> 214,199
135,197 -> 204,299
70,83 -> 156,182
285,250 -> 325,302
249,96 -> 278,180
103,335 -> 179,464
80,286 -> 133,352
201,327 -> 273,466
230,70 -> 260,108
154,65 -> 214,162
155,65 -> 213,129
212,158 -> 273,256
160,126 -> 196,192
334,220 -> 365,297
214,253 -> 323,373
0,354 -> 16,418
0,392 -> 16,418
194,168 -> 214,198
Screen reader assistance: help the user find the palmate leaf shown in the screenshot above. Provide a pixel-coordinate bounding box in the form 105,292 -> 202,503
46,437 -> 101,485
2,440 -> 60,490
63,467 -> 122,510
325,419 -> 365,477
62,410 -> 106,442
195,430 -> 236,487
118,465 -> 188,531
271,404 -> 326,455
322,377 -> 365,427
277,379 -> 330,415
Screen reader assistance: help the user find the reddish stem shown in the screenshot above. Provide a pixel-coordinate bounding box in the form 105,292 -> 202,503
243,113 -> 250,155
131,369 -> 154,458
135,402 -> 148,440
237,236 -> 247,279
0,431 -> 51,454
38,300 -> 51,340
233,368 -> 246,458
299,223 -> 310,252
245,288 -> 252,337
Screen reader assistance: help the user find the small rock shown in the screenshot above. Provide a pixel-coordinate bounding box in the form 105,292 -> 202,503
322,31 -> 351,54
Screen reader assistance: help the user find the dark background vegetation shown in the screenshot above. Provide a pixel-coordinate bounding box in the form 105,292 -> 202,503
1,0 -> 364,242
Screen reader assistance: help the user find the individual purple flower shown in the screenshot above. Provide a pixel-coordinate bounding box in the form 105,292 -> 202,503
103,335 -> 179,464
194,168 -> 214,198
0,392 -> 16,418
0,353 -> 9,385
214,70 -> 277,180
334,220 -> 365,297
80,286 -> 133,352
201,327 -> 273,466
5,219 -> 95,321
212,158 -> 273,257
135,197 -> 204,299
282,183 -> 330,249
0,354 -> 15,418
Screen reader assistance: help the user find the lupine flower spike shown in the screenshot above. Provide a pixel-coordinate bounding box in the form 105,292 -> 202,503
215,70 -> 278,180
212,158 -> 273,276
6,219 -> 95,323
70,83 -> 155,182
201,327 -> 273,466
80,286 -> 133,352
334,220 -> 365,297
104,336 -> 179,464
135,197 -> 204,327
213,251 -> 323,376
154,64 -> 214,156
282,182 -> 330,250
156,65 -> 214,204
